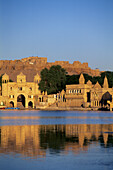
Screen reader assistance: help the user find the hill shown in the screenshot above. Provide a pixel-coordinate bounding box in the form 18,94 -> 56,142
0,56 -> 100,81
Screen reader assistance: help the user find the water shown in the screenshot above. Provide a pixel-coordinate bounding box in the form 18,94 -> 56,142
0,110 -> 113,170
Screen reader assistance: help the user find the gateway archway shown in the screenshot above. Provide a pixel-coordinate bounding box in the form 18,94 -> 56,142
10,101 -> 14,107
101,92 -> 112,109
28,101 -> 33,108
17,94 -> 25,108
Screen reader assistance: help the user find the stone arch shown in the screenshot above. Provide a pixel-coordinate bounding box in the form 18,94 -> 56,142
10,101 -> 14,107
28,101 -> 33,108
101,91 -> 112,106
17,94 -> 25,108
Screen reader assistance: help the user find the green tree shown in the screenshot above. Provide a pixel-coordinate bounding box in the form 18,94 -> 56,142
39,65 -> 66,94
66,71 -> 113,88
0,75 -> 3,87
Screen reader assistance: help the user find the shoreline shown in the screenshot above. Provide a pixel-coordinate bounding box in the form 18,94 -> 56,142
1,107 -> 112,112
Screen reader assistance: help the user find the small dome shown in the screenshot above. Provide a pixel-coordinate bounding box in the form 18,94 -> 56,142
94,81 -> 101,89
17,72 -> 26,83
2,73 -> 9,83
2,73 -> 9,79
87,80 -> 92,86
34,73 -> 41,83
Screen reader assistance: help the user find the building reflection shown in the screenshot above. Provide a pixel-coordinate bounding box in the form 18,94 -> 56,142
0,124 -> 113,158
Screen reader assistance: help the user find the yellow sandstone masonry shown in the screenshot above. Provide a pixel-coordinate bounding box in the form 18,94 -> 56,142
0,72 -> 113,110
0,56 -> 100,82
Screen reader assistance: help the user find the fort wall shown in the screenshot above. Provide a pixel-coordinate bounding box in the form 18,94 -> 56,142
0,56 -> 100,81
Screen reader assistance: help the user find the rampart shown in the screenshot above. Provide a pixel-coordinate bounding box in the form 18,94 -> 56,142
0,56 -> 100,81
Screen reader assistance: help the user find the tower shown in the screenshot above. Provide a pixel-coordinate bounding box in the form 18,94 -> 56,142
34,73 -> 41,94
17,72 -> 26,83
34,73 -> 41,84
103,76 -> 109,88
2,73 -> 9,97
79,74 -> 85,84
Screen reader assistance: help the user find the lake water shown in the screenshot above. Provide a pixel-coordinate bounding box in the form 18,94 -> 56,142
0,110 -> 113,170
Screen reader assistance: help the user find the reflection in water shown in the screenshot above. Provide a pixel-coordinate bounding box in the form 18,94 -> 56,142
0,124 -> 113,159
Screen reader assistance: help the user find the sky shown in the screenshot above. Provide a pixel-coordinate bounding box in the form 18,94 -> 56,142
0,0 -> 113,71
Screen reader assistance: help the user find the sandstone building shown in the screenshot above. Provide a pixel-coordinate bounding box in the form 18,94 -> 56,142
0,72 -> 113,110
0,72 -> 42,108
64,74 -> 113,110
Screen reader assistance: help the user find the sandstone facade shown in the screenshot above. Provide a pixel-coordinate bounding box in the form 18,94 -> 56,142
0,72 -> 113,111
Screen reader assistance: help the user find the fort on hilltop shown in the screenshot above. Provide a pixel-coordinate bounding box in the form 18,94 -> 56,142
0,56 -> 100,82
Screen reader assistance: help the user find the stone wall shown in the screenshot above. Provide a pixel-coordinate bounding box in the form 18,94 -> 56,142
0,56 -> 100,81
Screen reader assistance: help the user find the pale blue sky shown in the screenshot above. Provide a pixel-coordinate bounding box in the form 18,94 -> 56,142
0,0 -> 113,71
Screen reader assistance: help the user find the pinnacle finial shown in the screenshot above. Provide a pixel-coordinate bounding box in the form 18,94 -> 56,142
103,76 -> 108,88
79,74 -> 85,84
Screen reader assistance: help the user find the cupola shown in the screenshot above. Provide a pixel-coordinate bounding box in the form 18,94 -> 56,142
103,76 -> 109,88
79,74 -> 85,84
2,73 -> 9,83
34,73 -> 41,83
17,72 -> 26,83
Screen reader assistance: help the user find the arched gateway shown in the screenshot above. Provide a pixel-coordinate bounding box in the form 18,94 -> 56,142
28,101 -> 33,108
101,92 -> 112,106
17,94 -> 25,108
10,101 -> 14,107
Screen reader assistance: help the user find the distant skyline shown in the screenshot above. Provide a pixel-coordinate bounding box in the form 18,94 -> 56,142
0,0 -> 113,71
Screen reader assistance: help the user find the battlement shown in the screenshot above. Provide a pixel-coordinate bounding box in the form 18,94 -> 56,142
0,56 -> 101,82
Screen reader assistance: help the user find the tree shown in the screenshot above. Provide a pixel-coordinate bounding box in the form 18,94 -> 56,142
66,71 -> 113,88
0,75 -> 3,87
39,65 -> 67,94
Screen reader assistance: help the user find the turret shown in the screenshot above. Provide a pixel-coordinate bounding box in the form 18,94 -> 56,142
87,80 -> 92,86
103,76 -> 109,88
34,73 -> 41,94
94,81 -> 101,89
2,73 -> 9,83
17,72 -> 26,83
79,74 -> 85,84
34,73 -> 41,84
2,73 -> 9,97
